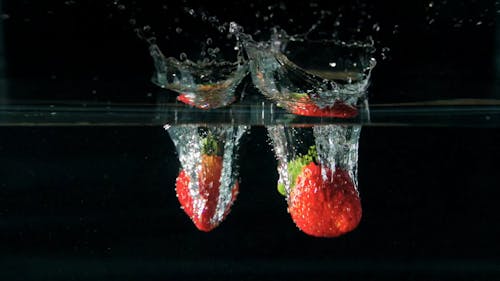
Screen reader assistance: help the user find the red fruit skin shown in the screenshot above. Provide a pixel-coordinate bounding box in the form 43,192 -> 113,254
177,93 -> 236,110
177,93 -> 201,109
289,96 -> 358,118
288,162 -> 362,238
175,155 -> 238,232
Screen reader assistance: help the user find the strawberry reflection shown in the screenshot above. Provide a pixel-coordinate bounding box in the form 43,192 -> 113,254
267,125 -> 362,238
166,125 -> 247,231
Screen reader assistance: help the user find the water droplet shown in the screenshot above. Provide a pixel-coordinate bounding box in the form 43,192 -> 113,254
476,21 -> 483,26
428,2 -> 434,8
176,27 -> 182,34
229,22 -> 241,34
329,62 -> 337,68
208,16 -> 218,23
393,24 -> 399,34
143,25 -> 151,32
179,53 -> 188,61
188,9 -> 195,16
206,38 -> 213,45
381,47 -> 391,60
372,23 -> 380,32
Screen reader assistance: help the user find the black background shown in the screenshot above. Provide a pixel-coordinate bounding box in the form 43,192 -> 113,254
0,0 -> 499,280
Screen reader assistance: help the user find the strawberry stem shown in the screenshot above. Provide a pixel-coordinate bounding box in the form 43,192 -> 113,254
201,133 -> 221,156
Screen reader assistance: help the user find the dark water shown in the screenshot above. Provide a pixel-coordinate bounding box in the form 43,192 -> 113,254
0,126 -> 499,280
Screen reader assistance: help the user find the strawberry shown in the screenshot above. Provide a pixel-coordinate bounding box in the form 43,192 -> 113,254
177,93 -> 201,108
283,146 -> 361,237
176,82 -> 236,110
286,93 -> 358,118
175,135 -> 238,231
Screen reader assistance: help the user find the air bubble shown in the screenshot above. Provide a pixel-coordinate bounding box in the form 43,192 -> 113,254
329,62 -> 337,68
176,27 -> 183,34
179,53 -> 187,61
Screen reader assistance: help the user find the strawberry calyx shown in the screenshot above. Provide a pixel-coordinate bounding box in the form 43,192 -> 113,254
278,145 -> 318,196
201,133 -> 222,156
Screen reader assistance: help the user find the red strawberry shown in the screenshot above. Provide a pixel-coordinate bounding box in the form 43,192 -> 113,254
288,162 -> 361,237
175,153 -> 238,232
176,83 -> 236,109
288,94 -> 358,118
177,93 -> 201,108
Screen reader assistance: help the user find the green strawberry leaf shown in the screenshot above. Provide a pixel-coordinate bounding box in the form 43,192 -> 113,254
289,92 -> 308,100
277,182 -> 286,196
277,145 -> 318,196
201,133 -> 221,156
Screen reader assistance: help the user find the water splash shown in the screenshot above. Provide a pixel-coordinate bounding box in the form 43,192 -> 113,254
150,44 -> 248,109
235,23 -> 376,118
166,125 -> 247,231
267,125 -> 361,198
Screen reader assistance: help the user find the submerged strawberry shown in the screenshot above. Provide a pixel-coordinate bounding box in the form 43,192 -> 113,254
175,135 -> 238,231
282,146 -> 362,237
287,93 -> 358,118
